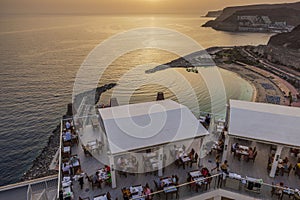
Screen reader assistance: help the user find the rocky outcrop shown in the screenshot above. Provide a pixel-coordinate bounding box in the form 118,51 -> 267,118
21,83 -> 116,181
21,125 -> 60,181
263,25 -> 300,70
202,2 -> 300,32
204,10 -> 222,18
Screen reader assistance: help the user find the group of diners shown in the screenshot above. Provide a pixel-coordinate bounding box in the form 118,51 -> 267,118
211,139 -> 224,154
88,165 -> 112,189
153,175 -> 179,200
272,181 -> 300,200
62,120 -> 78,147
60,154 -> 82,200
62,155 -> 81,175
231,142 -> 257,162
268,154 -> 297,176
175,147 -> 198,169
187,168 -> 212,192
122,183 -> 153,200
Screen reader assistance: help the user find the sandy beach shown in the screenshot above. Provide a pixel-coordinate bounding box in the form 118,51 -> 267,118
219,63 -> 299,107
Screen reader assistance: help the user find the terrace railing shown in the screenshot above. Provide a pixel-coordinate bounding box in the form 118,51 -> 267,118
129,172 -> 299,200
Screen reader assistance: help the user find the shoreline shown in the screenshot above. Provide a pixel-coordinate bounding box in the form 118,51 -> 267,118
18,46 -> 299,183
20,83 -> 116,182
218,63 -> 285,104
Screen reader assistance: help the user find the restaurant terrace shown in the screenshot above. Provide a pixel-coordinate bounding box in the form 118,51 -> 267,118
55,97 -> 300,200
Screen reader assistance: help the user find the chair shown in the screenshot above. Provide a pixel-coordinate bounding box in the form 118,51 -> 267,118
270,182 -> 281,199
248,151 -> 257,163
230,145 -> 235,154
82,145 -> 92,157
153,180 -> 161,198
86,173 -> 98,190
205,174 -> 212,190
94,193 -> 107,200
79,197 -> 90,200
270,145 -> 277,153
106,192 -> 112,200
190,153 -> 199,167
148,189 -> 154,200
253,146 -> 257,154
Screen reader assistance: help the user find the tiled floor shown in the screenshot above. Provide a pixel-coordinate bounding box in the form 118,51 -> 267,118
65,126 -> 300,200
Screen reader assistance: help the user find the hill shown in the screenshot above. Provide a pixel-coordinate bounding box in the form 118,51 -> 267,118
203,2 -> 300,32
263,25 -> 300,70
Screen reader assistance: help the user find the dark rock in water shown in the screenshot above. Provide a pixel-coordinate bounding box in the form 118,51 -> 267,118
21,83 -> 116,181
21,124 -> 60,181
145,50 -> 215,74
73,83 -> 117,110
204,10 -> 223,18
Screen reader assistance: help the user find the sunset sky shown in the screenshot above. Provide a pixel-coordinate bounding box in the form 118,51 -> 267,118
0,0 -> 298,14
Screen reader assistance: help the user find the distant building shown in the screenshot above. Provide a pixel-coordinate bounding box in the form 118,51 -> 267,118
237,15 -> 294,33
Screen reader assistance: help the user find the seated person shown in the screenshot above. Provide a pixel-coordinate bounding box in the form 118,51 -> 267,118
232,143 -> 239,151
248,148 -> 254,159
122,188 -> 131,200
160,178 -> 167,188
291,148 -> 299,157
275,182 -> 284,195
65,121 -> 71,129
70,155 -> 79,165
104,165 -> 111,172
216,140 -> 224,152
188,151 -> 194,160
156,178 -> 162,189
62,163 -> 71,174
201,167 -> 209,177
106,192 -> 112,200
106,171 -> 112,185
143,184 -> 152,199
65,130 -> 72,141
93,171 -> 100,185
205,114 -> 211,126
295,158 -> 300,166
283,156 -> 289,164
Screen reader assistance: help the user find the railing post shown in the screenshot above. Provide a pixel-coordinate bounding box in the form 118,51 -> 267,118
45,180 -> 48,191
57,119 -> 63,199
27,184 -> 32,200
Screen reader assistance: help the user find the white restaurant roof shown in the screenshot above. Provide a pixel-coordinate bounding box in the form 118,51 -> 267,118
229,100 -> 300,148
99,100 -> 209,155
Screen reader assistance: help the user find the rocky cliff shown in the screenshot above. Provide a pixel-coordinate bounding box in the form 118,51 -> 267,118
203,2 -> 300,32
263,25 -> 300,70
204,10 -> 222,17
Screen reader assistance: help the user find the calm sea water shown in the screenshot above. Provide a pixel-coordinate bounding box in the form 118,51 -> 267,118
0,15 -> 273,186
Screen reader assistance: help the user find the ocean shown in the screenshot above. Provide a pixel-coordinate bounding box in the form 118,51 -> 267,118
0,14 -> 273,186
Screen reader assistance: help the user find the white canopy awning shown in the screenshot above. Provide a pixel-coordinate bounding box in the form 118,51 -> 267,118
99,99 -> 209,155
229,100 -> 300,148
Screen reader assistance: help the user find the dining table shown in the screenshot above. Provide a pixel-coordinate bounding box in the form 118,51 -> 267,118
93,193 -> 108,200
129,185 -> 145,200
